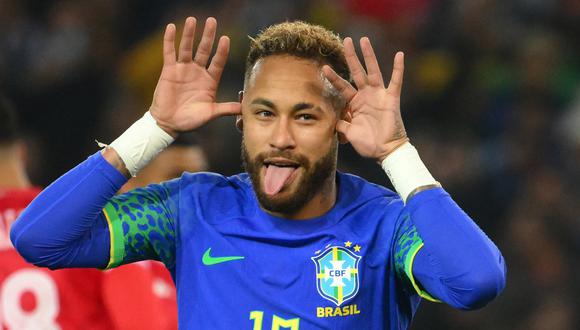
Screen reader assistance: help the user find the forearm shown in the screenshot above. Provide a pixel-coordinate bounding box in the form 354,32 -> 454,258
384,142 -> 506,309
408,188 -> 506,309
11,110 -> 176,269
10,152 -> 128,268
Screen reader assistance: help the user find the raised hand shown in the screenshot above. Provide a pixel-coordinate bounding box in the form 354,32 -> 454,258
150,17 -> 241,137
323,37 -> 408,162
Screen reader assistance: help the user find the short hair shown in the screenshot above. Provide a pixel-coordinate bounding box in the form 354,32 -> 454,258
245,21 -> 350,85
0,96 -> 19,145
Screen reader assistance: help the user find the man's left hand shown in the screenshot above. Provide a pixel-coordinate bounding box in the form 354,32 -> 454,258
323,37 -> 408,162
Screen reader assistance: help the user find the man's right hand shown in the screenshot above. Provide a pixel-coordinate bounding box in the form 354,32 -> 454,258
150,17 -> 241,137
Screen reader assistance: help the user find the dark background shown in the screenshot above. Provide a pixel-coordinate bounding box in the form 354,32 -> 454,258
1,0 -> 579,328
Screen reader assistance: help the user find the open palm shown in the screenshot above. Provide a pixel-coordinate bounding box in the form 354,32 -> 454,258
323,37 -> 408,162
150,17 -> 241,137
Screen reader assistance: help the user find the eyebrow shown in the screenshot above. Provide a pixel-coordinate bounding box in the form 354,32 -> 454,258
250,98 -> 321,113
292,102 -> 317,112
251,98 -> 276,109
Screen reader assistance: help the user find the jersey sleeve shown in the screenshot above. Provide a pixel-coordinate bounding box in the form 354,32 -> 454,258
393,187 -> 506,310
392,213 -> 441,302
102,179 -> 180,271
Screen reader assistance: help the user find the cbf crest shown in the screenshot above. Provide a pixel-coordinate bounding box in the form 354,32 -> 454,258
311,244 -> 362,306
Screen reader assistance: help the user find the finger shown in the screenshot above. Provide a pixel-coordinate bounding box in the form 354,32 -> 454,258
178,17 -> 196,62
211,102 -> 242,118
322,65 -> 356,102
344,108 -> 353,122
387,52 -> 405,96
344,37 -> 368,88
360,37 -> 384,87
163,23 -> 177,65
207,36 -> 230,82
194,17 -> 217,67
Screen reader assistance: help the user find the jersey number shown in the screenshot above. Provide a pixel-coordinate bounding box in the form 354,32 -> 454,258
0,269 -> 60,329
250,311 -> 300,330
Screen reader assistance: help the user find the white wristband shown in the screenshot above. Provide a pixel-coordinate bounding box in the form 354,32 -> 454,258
107,112 -> 175,177
380,142 -> 438,203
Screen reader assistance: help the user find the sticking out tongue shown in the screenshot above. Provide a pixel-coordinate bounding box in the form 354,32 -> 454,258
264,165 -> 296,195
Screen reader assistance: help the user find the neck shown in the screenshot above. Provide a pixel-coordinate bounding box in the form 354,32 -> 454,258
269,172 -> 337,220
0,149 -> 30,189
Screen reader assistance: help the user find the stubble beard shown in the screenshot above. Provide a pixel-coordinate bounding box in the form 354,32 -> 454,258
241,139 -> 337,216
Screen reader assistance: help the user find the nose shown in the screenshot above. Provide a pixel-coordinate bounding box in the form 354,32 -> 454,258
269,117 -> 296,150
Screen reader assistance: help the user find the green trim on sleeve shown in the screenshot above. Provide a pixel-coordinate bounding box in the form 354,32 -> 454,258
394,213 -> 442,303
103,203 -> 125,269
405,243 -> 441,303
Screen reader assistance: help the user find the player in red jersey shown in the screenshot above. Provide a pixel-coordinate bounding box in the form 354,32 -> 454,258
0,96 -> 194,329
0,97 -> 116,329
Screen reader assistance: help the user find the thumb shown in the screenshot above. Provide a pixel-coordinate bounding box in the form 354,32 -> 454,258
212,102 -> 242,117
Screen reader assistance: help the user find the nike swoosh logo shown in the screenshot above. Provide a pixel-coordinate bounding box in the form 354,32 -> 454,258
202,248 -> 245,266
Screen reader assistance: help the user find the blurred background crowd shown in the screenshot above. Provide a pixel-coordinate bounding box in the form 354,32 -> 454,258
0,0 -> 578,328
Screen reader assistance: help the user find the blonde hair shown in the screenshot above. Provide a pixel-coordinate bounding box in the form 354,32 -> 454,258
245,21 -> 350,82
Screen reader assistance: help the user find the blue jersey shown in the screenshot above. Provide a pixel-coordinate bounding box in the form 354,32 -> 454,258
11,152 -> 506,329
102,172 -> 429,329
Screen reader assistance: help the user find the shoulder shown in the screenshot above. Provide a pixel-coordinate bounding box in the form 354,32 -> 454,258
177,172 -> 255,220
335,173 -> 405,257
338,172 -> 400,204
178,172 -> 251,194
334,172 -> 404,227
337,172 -> 406,231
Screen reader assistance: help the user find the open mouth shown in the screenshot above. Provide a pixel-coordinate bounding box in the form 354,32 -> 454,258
262,158 -> 300,196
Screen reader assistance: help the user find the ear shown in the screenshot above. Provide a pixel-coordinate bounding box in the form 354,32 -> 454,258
337,107 -> 351,144
235,91 -> 244,132
15,140 -> 28,165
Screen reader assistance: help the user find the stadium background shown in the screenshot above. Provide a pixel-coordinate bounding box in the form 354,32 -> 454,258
0,0 -> 578,328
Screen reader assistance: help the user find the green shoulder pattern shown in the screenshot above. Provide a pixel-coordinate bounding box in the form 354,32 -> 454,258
102,184 -> 177,270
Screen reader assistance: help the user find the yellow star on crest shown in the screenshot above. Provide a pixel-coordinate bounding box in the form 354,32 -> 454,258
344,241 -> 352,247
354,245 -> 362,252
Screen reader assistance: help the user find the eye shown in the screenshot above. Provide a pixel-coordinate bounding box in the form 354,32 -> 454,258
256,110 -> 274,118
296,113 -> 316,121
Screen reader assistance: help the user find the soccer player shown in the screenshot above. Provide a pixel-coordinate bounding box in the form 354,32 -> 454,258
0,97 -> 179,329
0,96 -> 116,329
11,17 -> 506,329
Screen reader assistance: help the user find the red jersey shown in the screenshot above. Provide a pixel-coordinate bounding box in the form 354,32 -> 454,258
0,187 -> 114,329
102,261 -> 178,330
0,187 -> 177,329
